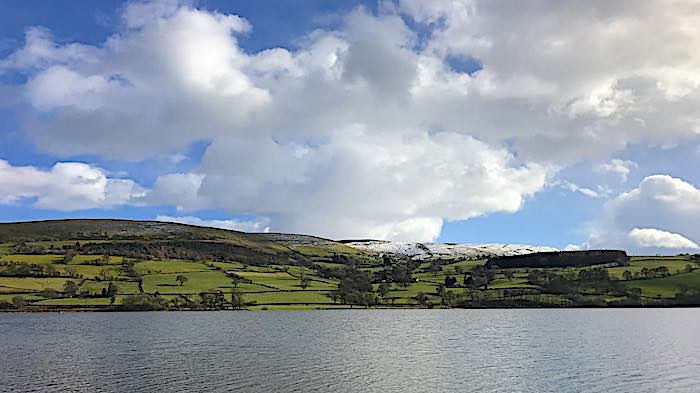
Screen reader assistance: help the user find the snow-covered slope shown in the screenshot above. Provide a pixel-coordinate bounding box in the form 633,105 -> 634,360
345,241 -> 557,261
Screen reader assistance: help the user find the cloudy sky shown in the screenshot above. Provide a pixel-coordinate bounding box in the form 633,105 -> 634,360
1,0 -> 700,253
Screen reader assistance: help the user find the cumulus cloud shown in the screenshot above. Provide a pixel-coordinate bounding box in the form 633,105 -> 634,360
628,228 -> 699,250
399,0 -> 700,161
2,1 -> 700,240
589,175 -> 700,252
595,159 -> 637,182
153,129 -> 547,240
155,215 -> 270,233
0,160 -> 145,210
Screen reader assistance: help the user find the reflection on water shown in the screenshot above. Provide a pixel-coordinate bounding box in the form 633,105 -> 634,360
1,309 -> 699,392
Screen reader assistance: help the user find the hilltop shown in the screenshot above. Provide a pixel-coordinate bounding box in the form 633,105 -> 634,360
345,240 -> 557,261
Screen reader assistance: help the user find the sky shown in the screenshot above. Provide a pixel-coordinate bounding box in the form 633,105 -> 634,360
1,0 -> 700,254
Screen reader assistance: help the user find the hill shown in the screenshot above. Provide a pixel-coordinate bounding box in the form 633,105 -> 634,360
1,219 -> 699,311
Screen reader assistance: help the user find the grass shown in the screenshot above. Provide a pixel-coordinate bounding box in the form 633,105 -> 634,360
248,305 -> 353,310
61,264 -> 123,280
0,254 -> 61,264
0,277 -> 70,292
0,293 -> 44,302
624,270 -> 700,298
135,260 -> 210,274
245,290 -> 335,305
488,277 -> 538,289
207,261 -> 247,271
235,271 -> 307,290
142,270 -> 235,294
0,243 -> 12,255
80,280 -> 140,295
608,258 -> 695,279
69,255 -> 124,265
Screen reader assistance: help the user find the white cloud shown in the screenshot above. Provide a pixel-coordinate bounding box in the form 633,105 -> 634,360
564,244 -> 582,251
399,0 -> 700,161
589,175 -> 700,252
0,160 -> 145,210
628,228 -> 699,250
155,215 -> 269,233
595,159 -> 637,182
162,129 -> 548,240
558,181 -> 602,198
3,1 -> 700,240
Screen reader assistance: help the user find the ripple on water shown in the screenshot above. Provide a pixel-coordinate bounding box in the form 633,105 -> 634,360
1,309 -> 700,393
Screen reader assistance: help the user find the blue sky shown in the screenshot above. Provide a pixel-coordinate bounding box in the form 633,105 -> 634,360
1,0 -> 700,253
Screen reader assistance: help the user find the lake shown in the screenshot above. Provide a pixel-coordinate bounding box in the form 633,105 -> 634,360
1,309 -> 699,392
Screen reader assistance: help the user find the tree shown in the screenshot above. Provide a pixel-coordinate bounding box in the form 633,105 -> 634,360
429,260 -> 441,276
199,289 -> 225,309
65,265 -> 77,278
622,270 -> 632,281
334,267 -> 374,307
122,293 -> 167,310
640,267 -> 649,279
443,290 -> 456,307
63,280 -> 79,297
627,287 -> 642,300
504,270 -> 515,281
61,250 -> 77,264
685,264 -> 695,273
391,264 -> 413,288
231,287 -> 245,310
471,265 -> 495,289
444,275 -> 458,288
106,282 -> 119,297
44,264 -> 58,277
300,273 -> 310,290
377,282 -> 389,299
176,274 -> 188,287
99,268 -> 113,281
436,284 -> 445,299
12,296 -> 27,307
415,292 -> 428,307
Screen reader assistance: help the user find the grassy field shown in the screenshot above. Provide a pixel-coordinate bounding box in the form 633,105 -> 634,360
0,254 -> 62,264
135,260 -> 211,274
608,258 -> 692,279
624,270 -> 700,298
0,277 -> 70,292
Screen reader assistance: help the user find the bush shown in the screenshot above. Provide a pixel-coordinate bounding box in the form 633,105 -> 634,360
122,293 -> 167,310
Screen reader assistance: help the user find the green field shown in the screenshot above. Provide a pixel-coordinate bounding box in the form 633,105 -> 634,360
608,258 -> 692,279
0,254 -> 62,264
0,277 -> 71,292
624,270 -> 700,298
135,260 -> 211,274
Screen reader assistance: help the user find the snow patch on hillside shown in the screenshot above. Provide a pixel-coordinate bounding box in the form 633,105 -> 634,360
346,241 -> 557,260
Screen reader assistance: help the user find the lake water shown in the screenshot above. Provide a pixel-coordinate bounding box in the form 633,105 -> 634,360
1,309 -> 699,392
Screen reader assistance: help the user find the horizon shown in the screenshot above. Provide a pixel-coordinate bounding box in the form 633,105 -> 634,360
1,1 -> 700,255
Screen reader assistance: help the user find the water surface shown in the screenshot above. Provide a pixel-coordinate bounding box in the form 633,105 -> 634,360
2,309 -> 699,392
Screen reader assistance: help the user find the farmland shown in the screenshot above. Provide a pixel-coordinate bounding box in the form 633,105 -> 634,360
1,219 -> 699,311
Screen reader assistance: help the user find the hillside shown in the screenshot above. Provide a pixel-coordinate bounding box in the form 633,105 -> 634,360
1,219 -> 699,311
